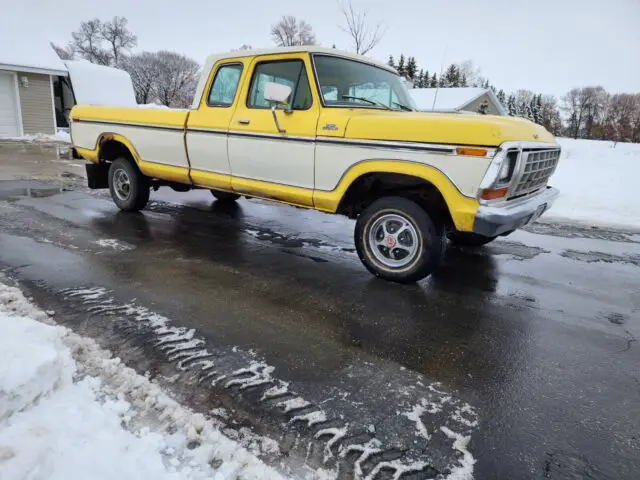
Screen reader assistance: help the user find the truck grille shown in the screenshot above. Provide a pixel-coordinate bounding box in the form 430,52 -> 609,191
511,149 -> 560,197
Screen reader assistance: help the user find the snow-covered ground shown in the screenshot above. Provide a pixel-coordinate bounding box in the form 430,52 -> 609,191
546,138 -> 640,230
3,130 -> 71,144
0,278 -> 286,480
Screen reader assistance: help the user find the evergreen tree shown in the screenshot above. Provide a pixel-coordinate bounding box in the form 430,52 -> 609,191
497,89 -> 506,106
535,94 -> 543,124
406,56 -> 418,81
530,95 -> 540,123
524,101 -> 534,120
430,72 -> 438,88
416,69 -> 424,87
422,70 -> 430,88
443,64 -> 459,87
460,73 -> 468,87
387,55 -> 395,69
507,95 -> 517,116
397,54 -> 406,76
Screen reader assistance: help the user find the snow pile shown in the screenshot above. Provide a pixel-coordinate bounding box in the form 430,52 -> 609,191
0,32 -> 66,74
2,131 -> 71,144
65,60 -> 137,107
546,138 -> 640,229
410,88 -> 490,112
0,280 -> 286,480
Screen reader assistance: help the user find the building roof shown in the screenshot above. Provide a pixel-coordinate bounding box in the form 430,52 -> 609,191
410,87 -> 507,115
0,33 -> 67,76
193,46 -> 395,109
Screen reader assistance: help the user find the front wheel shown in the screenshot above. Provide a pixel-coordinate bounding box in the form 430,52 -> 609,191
108,158 -> 150,212
355,196 -> 445,283
447,232 -> 497,247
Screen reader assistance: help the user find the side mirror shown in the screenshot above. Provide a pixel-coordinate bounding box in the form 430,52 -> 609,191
264,82 -> 292,105
264,82 -> 292,134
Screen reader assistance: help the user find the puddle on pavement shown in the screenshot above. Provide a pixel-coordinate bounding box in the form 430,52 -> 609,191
0,186 -> 63,200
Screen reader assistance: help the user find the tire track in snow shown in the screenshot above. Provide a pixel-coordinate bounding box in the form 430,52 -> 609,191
58,286 -> 480,479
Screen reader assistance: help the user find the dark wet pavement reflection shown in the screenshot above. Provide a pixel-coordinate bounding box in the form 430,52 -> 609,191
0,175 -> 639,479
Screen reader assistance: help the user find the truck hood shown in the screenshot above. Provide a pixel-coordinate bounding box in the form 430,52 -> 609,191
343,111 -> 556,147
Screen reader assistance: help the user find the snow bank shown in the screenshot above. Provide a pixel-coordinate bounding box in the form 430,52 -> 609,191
2,131 -> 71,144
546,138 -> 640,229
0,280 -> 286,480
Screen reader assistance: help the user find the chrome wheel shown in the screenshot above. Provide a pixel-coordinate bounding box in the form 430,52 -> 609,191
113,168 -> 131,201
368,213 -> 420,268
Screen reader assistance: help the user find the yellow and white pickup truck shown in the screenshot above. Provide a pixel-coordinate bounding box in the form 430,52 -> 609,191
71,46 -> 560,283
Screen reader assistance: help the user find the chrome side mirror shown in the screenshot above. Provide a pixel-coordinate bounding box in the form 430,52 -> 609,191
264,82 -> 291,133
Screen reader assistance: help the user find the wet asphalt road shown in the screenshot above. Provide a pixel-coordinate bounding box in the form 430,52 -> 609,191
1,143 -> 639,479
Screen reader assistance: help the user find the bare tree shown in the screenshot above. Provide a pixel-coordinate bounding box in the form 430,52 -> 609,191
153,51 -> 200,107
121,52 -> 160,104
51,42 -> 75,60
101,16 -> 137,66
71,19 -> 111,65
338,0 -> 385,55
271,16 -> 316,46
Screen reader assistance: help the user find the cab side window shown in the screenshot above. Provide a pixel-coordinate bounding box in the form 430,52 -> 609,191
247,60 -> 312,110
207,64 -> 243,107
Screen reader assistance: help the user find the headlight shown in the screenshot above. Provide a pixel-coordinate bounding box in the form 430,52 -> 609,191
496,150 -> 518,185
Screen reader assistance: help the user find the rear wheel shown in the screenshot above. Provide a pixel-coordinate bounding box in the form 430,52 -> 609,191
108,158 -> 150,212
447,232 -> 496,247
355,196 -> 445,283
210,190 -> 241,202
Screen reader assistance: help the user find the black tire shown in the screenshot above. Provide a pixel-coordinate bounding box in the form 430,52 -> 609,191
210,190 -> 241,202
108,157 -> 150,212
447,232 -> 496,247
355,196 -> 445,283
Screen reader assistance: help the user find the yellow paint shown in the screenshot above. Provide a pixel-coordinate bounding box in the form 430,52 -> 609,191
75,147 -> 98,163
190,170 -> 234,192
71,105 -> 188,128
232,177 -> 312,207
314,160 -> 479,232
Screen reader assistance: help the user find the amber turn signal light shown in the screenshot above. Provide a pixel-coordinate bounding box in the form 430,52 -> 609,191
456,147 -> 487,157
480,187 -> 508,200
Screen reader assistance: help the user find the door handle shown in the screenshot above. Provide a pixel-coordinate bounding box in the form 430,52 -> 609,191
237,119 -> 250,125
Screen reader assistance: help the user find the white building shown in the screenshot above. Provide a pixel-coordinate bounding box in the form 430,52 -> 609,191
410,87 -> 507,116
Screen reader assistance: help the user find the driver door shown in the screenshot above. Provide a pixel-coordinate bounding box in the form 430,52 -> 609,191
228,54 -> 320,207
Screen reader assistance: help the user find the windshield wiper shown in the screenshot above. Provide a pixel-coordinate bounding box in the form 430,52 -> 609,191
392,101 -> 414,112
341,95 -> 391,110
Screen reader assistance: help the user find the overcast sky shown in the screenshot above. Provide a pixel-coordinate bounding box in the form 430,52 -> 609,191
8,0 -> 640,97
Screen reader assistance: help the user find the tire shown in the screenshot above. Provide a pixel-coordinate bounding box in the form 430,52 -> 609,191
447,232 -> 497,247
211,190 -> 241,202
355,196 -> 445,283
108,157 -> 150,212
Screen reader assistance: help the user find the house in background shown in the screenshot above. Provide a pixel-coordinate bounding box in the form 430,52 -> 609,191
0,40 -> 68,137
410,87 -> 507,116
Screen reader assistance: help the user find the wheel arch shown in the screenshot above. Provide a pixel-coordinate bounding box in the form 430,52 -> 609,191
315,160 -> 480,232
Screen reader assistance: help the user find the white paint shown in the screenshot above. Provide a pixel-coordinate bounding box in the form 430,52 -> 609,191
186,130 -> 231,175
313,142 -> 490,197
72,121 -> 189,169
228,135 -> 315,189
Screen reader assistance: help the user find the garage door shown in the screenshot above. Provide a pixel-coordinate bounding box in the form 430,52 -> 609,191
0,72 -> 21,137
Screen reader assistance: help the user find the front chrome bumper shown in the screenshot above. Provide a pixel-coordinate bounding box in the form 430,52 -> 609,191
473,186 -> 559,237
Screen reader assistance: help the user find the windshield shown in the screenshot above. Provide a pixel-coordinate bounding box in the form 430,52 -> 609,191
313,54 -> 417,111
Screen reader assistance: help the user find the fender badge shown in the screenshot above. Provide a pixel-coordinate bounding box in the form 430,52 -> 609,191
322,123 -> 339,131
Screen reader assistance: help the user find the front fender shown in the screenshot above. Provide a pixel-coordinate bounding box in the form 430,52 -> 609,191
313,160 -> 480,232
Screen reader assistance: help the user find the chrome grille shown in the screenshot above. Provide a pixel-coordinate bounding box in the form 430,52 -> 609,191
512,149 -> 560,197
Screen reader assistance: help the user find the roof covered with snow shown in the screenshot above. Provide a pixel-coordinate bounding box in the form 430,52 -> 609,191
0,33 -> 67,75
410,87 -> 507,115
